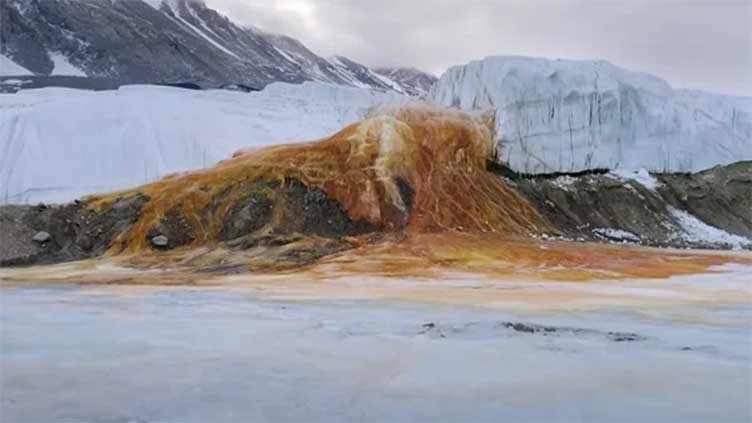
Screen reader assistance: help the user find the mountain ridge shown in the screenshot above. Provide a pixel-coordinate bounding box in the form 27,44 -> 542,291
0,0 -> 434,94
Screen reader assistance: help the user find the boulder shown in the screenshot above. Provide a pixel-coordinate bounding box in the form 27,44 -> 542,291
32,231 -> 51,243
151,235 -> 169,248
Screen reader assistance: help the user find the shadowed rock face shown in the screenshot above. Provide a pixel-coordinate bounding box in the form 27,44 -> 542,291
0,0 -> 405,92
656,162 -> 752,239
0,195 -> 148,266
218,191 -> 274,242
0,176 -> 378,267
510,161 -> 752,249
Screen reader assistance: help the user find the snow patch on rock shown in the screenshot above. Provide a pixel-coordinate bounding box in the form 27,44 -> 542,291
140,0 -> 164,9
49,52 -> 87,77
669,207 -> 751,250
593,228 -> 641,243
609,168 -> 661,191
551,175 -> 578,190
0,54 -> 33,76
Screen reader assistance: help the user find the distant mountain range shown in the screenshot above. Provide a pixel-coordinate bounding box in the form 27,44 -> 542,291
0,0 -> 436,94
374,67 -> 438,97
2,0 -> 749,180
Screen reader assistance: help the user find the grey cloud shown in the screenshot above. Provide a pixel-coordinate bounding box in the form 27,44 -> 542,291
206,0 -> 752,96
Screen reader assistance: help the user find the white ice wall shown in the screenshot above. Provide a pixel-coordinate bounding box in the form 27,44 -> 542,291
429,56 -> 752,173
0,82 -> 407,204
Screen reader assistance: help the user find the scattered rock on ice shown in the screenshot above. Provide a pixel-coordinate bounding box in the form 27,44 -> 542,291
416,320 -> 647,342
593,228 -> 641,243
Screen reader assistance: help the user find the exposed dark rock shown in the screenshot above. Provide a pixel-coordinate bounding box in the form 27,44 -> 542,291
394,177 -> 415,227
0,0 -> 406,92
0,76 -> 122,94
0,194 -> 148,266
83,195 -> 151,256
0,176 -> 376,267
608,332 -> 645,342
277,178 -> 377,238
146,207 -> 195,250
503,322 -> 558,334
214,178 -> 376,249
656,161 -> 752,239
511,161 -> 752,249
417,321 -> 646,343
219,192 -> 273,242
1,161 -> 748,269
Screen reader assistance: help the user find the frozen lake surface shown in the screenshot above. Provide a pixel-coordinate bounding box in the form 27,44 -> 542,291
1,283 -> 751,422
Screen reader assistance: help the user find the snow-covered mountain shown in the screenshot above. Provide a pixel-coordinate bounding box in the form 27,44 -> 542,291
374,67 -> 438,97
429,56 -> 752,173
0,82 -> 409,204
0,0 -> 415,93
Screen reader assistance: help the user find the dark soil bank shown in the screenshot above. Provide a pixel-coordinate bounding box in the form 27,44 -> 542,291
0,177 -> 374,267
510,161 -> 751,248
1,163 -> 750,267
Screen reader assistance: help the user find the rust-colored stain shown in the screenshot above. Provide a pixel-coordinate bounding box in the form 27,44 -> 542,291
88,107 -> 551,254
306,233 -> 743,282
62,106 -> 750,286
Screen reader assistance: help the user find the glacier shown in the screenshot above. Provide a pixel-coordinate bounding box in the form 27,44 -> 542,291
2,266 -> 751,422
0,82 -> 407,204
428,56 -> 752,173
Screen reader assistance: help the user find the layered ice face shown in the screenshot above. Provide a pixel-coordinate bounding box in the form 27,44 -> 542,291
429,56 -> 752,173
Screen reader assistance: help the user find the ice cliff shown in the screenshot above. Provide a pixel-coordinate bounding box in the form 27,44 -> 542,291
428,56 -> 752,173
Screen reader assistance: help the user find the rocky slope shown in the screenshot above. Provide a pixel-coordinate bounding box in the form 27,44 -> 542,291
2,108 -> 750,269
0,0 -> 419,93
429,56 -> 752,173
0,107 -> 546,267
508,162 -> 752,250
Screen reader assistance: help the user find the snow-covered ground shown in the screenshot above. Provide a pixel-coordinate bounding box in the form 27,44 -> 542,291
429,56 -> 752,173
0,54 -> 33,76
48,52 -> 87,77
0,82 -> 407,204
2,267 -> 751,422
608,168 -> 662,191
669,207 -> 752,250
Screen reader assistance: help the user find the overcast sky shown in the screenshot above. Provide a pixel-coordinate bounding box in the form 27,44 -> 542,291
204,0 -> 752,96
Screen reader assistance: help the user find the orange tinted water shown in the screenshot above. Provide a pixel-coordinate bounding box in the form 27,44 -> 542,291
305,233 -> 744,282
